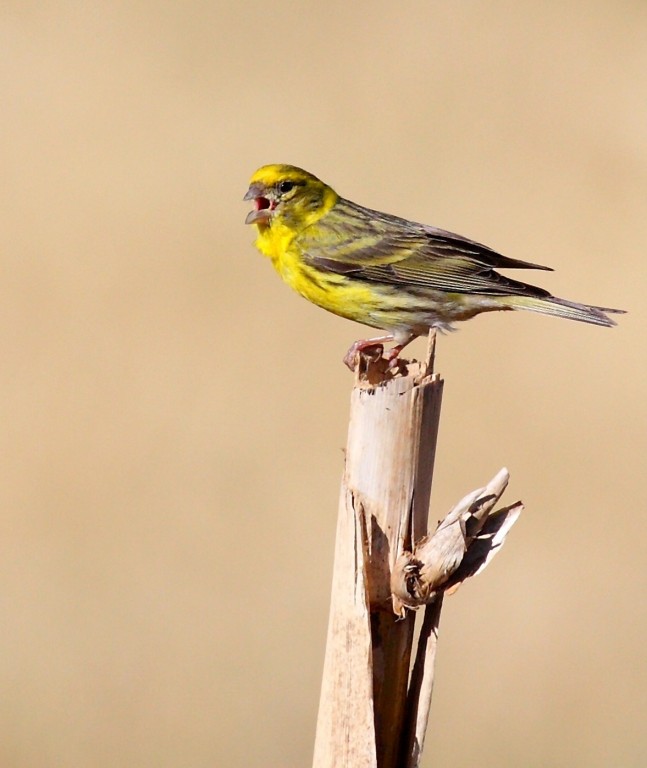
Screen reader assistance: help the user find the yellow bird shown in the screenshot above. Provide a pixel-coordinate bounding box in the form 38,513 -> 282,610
244,164 -> 623,368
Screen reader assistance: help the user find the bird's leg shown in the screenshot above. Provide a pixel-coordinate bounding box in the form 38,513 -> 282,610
385,332 -> 416,368
343,335 -> 394,371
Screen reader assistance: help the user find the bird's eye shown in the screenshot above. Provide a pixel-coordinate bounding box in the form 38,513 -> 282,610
277,180 -> 295,195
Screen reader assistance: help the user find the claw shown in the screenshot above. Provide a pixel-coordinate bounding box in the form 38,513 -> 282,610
343,333 -> 419,371
343,336 -> 394,371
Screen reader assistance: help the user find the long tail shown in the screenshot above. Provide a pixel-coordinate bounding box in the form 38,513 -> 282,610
509,295 -> 625,327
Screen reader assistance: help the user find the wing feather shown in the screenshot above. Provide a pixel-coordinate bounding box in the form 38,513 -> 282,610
299,198 -> 553,298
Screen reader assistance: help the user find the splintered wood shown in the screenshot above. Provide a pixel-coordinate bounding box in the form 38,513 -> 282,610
313,335 -> 522,768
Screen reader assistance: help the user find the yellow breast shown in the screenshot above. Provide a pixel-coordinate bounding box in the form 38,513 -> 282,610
254,222 -> 378,323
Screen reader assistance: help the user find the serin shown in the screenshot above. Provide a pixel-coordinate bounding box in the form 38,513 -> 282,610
244,164 -> 623,369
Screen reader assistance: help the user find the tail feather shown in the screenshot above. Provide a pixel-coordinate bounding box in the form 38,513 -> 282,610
511,295 -> 626,327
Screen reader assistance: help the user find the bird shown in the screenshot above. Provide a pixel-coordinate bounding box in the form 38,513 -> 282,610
244,164 -> 623,369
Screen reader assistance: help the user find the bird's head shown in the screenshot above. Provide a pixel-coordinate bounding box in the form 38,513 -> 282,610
244,164 -> 338,231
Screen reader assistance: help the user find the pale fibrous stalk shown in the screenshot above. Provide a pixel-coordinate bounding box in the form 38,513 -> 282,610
313,331 -> 522,768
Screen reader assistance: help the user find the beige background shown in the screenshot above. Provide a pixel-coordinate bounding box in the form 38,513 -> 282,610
2,2 -> 645,766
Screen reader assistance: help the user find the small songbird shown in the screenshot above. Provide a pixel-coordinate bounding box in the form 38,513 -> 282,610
244,164 -> 623,368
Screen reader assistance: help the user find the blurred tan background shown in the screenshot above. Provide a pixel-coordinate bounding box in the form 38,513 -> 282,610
1,1 -> 645,766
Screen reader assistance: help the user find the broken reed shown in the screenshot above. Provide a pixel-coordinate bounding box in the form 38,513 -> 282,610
313,332 -> 522,768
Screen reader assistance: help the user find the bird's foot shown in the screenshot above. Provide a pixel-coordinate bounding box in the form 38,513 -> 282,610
385,344 -> 407,369
343,336 -> 394,371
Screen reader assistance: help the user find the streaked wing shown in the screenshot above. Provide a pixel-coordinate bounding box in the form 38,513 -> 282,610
299,197 -> 553,297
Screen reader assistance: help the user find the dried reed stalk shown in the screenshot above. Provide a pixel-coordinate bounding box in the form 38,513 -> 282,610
312,332 -> 521,768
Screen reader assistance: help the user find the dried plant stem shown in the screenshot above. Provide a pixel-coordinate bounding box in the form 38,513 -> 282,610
401,593 -> 443,767
313,336 -> 442,768
313,332 -> 521,768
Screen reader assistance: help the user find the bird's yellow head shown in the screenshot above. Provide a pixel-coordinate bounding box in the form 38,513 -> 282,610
244,164 -> 338,233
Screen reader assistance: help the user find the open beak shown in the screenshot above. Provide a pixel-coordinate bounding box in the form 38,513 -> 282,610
244,183 -> 275,225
